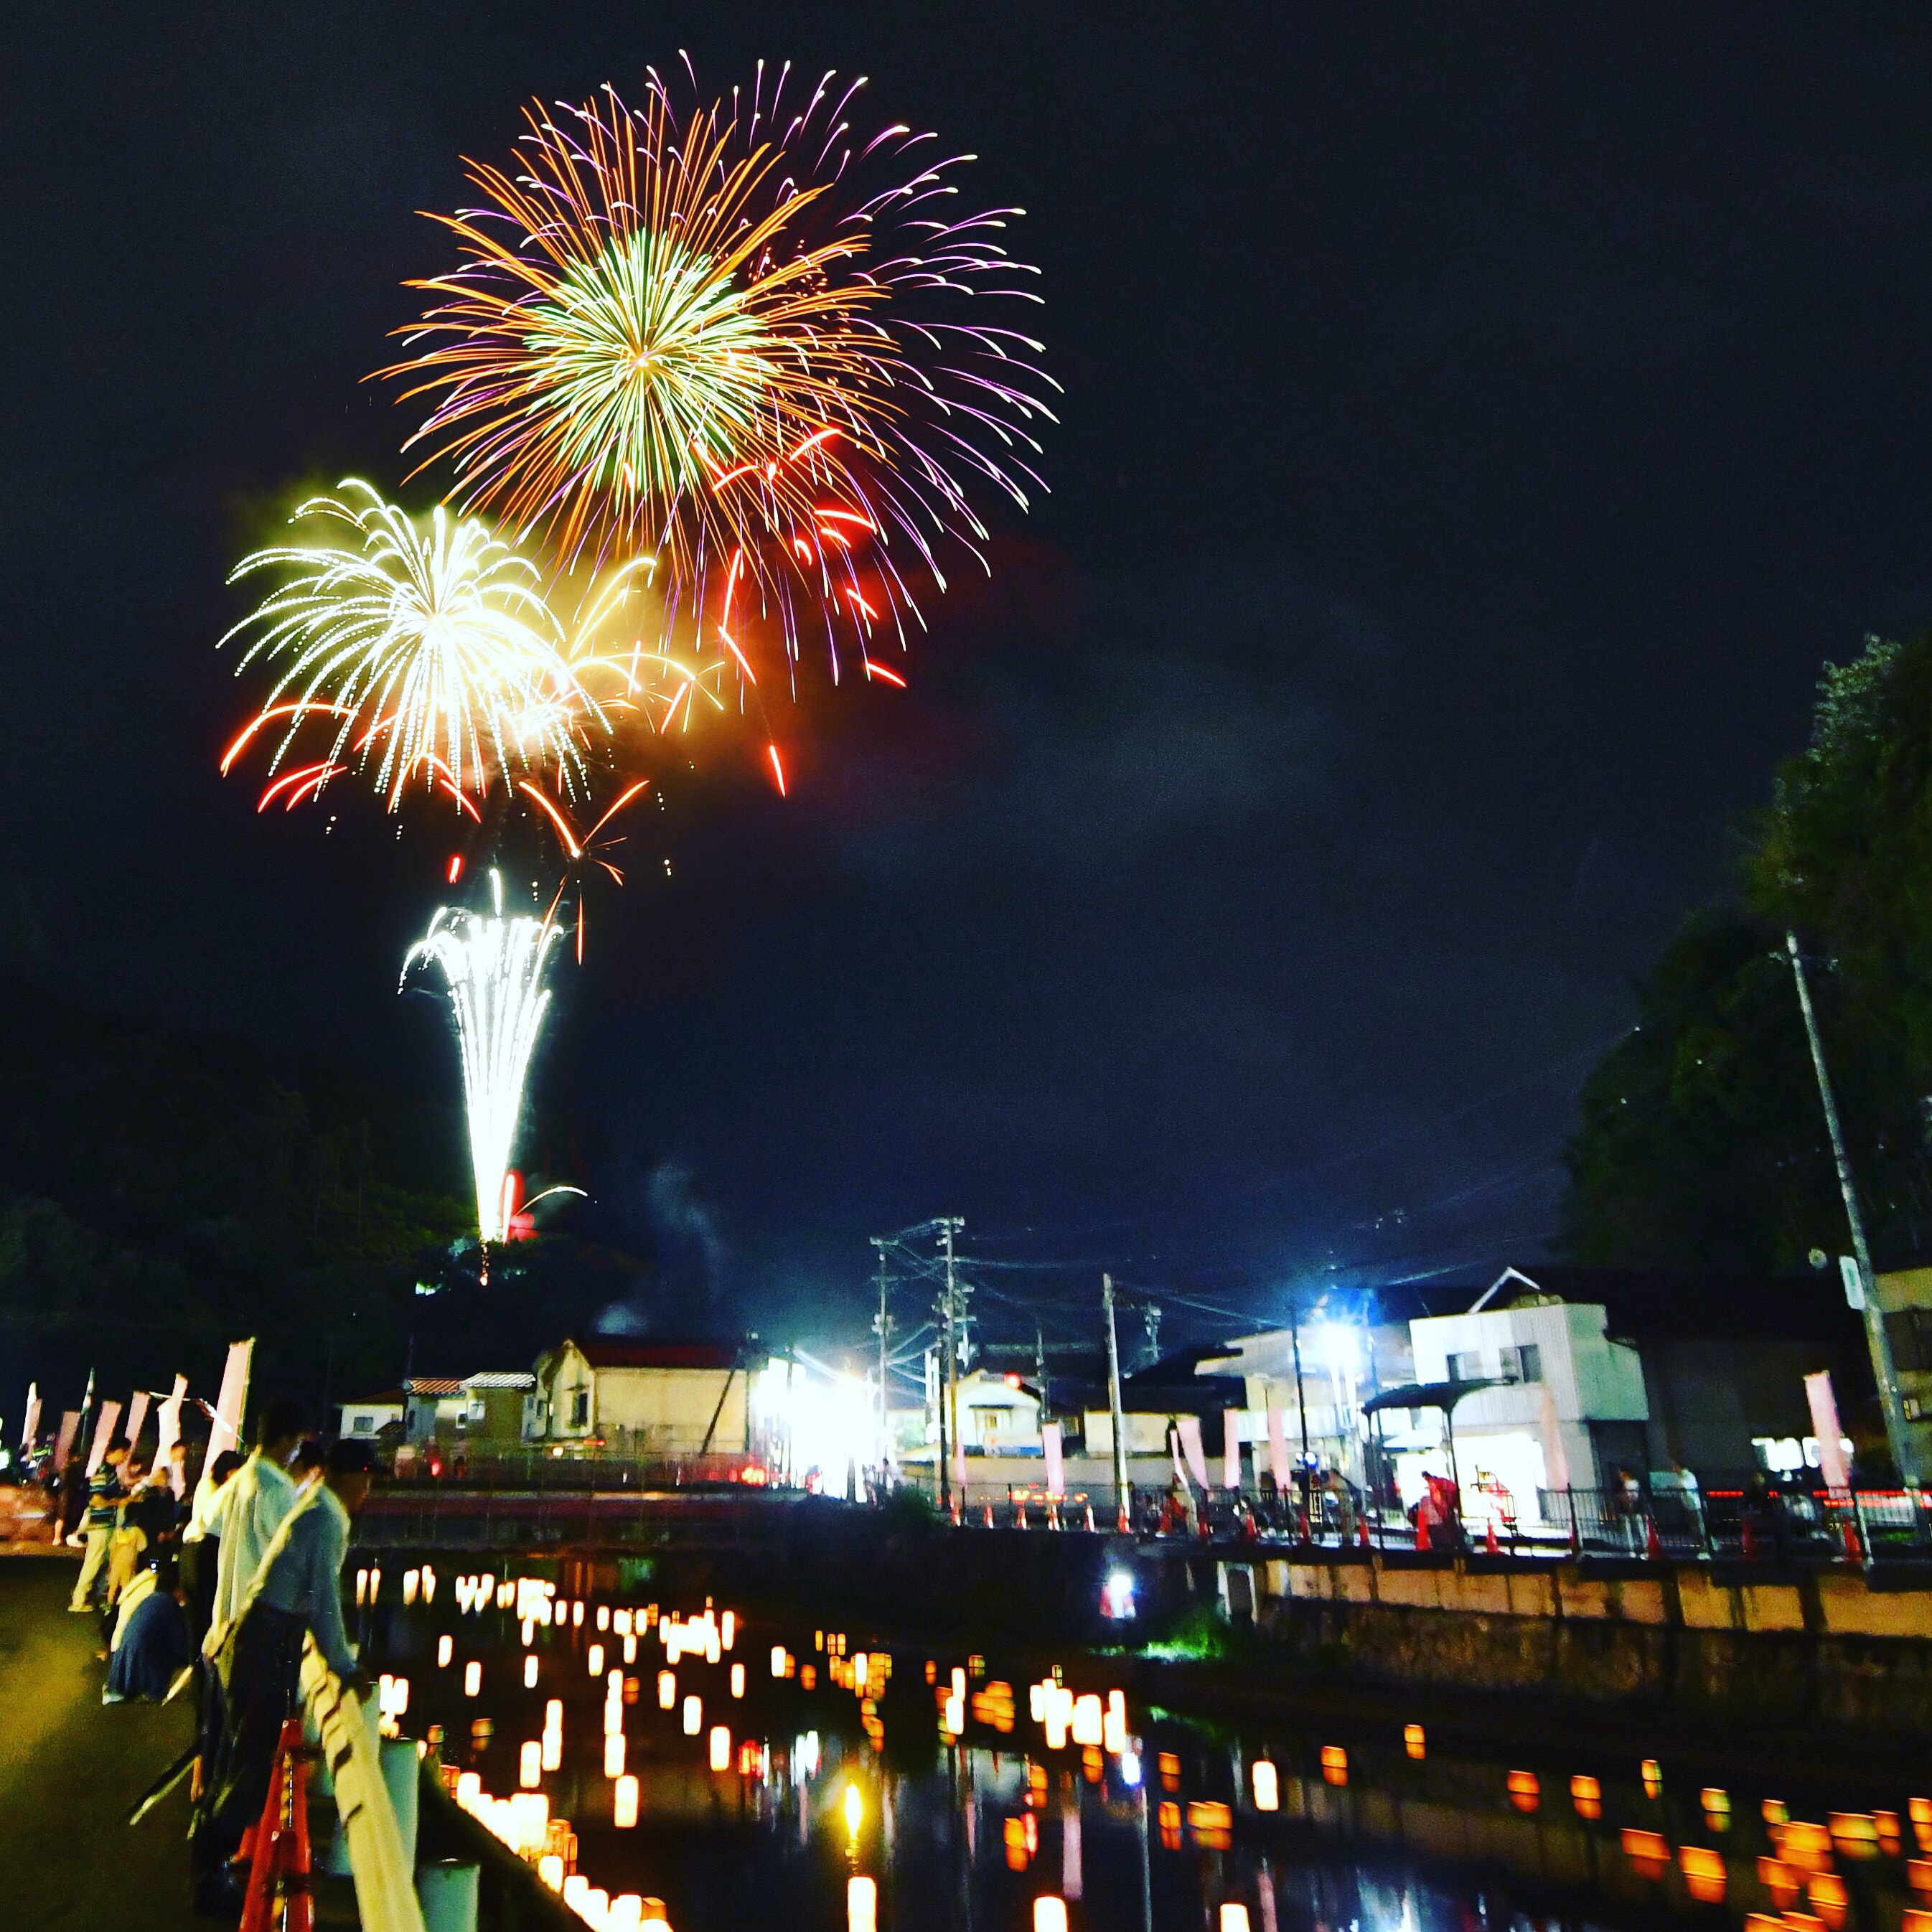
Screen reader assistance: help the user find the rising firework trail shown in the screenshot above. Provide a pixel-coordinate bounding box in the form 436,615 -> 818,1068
221,479 -> 606,813
403,870 -> 563,1242
383,63 -> 1056,709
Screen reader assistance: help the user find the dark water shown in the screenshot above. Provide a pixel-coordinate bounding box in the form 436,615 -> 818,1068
359,1570 -> 1929,1932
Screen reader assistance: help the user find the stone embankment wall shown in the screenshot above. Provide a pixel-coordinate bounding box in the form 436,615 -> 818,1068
1247,1557 -> 1932,1733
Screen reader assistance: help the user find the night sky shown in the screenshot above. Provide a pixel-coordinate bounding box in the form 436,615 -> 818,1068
11,8 -> 1932,1348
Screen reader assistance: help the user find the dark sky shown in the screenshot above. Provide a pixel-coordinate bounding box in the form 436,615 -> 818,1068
11,6 -> 1932,1349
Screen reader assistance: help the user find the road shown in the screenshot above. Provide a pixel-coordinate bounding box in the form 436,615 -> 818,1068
0,1558 -> 201,1931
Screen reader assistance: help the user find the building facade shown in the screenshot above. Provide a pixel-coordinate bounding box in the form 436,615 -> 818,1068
527,1340 -> 749,1455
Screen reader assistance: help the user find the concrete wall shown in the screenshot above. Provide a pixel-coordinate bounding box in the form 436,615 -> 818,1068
1253,1555 -> 1932,1732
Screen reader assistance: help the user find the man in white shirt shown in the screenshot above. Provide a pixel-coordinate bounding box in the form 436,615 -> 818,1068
205,1399 -> 306,1643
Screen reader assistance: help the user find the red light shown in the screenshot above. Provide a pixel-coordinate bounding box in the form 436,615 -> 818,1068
1005,1373 -> 1021,1388
447,854 -> 463,883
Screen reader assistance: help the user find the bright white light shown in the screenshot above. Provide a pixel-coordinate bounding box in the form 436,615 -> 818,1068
754,1357 -> 881,1481
1308,1321 -> 1363,1377
402,869 -> 562,1242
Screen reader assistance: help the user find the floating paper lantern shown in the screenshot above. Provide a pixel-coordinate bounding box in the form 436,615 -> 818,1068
659,1671 -> 676,1710
1220,1909 -> 1252,1932
437,1635 -> 454,1669
598,1606 -> 610,1631
1252,1761 -> 1279,1812
1071,1695 -> 1103,1747
464,1661 -> 482,1697
772,1646 -> 787,1679
609,1898 -> 643,1932
1405,1724 -> 1426,1759
403,1570 -> 420,1606
604,1733 -> 626,1778
538,1854 -> 563,1890
731,1664 -> 745,1699
355,1570 -> 368,1605
683,1694 -> 701,1737
623,1636 -> 637,1664
520,1741 -> 541,1788
588,1645 -> 604,1677
614,1774 -> 639,1828
524,1656 -> 538,1689
614,1610 -> 632,1636
709,1725 -> 731,1772
1034,1900 -> 1068,1932
848,1877 -> 877,1932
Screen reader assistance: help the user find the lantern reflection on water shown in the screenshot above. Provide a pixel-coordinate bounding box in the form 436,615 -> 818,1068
848,1875 -> 877,1932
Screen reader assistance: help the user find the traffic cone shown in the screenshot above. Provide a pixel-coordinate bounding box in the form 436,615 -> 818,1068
1047,1500 -> 1061,1531
1357,1516 -> 1371,1549
1486,1517 -> 1500,1555
949,1493 -> 962,1526
1842,1514 -> 1864,1562
1016,1500 -> 1028,1529
1645,1516 -> 1663,1560
1117,1501 -> 1131,1534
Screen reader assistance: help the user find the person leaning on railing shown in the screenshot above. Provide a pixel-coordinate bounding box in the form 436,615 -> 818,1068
191,1438 -> 376,1917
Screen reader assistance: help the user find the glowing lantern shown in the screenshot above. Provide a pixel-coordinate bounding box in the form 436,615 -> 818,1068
545,1697 -> 563,1730
403,1570 -> 420,1605
1622,1829 -> 1670,1878
1641,1757 -> 1663,1799
1703,1788 -> 1732,1830
572,1601 -> 583,1627
683,1694 -> 701,1736
1034,1899 -> 1069,1932
722,1610 -> 736,1648
709,1725 -> 731,1771
1507,1771 -> 1540,1814
521,1618 -> 533,1646
849,1876 -> 878,1932
437,1634 -> 453,1669
520,1741 -> 541,1788
659,1671 -> 676,1710
1071,1695 -> 1103,1747
614,1773 -> 639,1828
1679,1846 -> 1727,1903
588,1644 -> 604,1677
731,1663 -> 746,1699
772,1646 -> 788,1679
464,1661 -> 482,1697
355,1570 -> 368,1605
563,1876 -> 588,1911
369,1566 -> 381,1600
844,1783 -> 863,1835
1221,1910 -> 1252,1932
1405,1724 -> 1426,1759
1320,1745 -> 1348,1787
598,1605 -> 610,1631
609,1898 -> 643,1932
1572,1774 -> 1603,1820
623,1636 -> 637,1664
421,1567 -> 436,1603
614,1609 -> 632,1636
524,1656 -> 538,1689
538,1854 -> 563,1890
604,1733 -> 626,1778
455,1771 -> 480,1809
541,1731 -> 561,1773
604,1700 -> 623,1736
1252,1761 -> 1279,1812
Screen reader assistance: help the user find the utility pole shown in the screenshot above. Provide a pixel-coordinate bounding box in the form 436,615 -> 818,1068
870,1239 -> 894,1482
1289,1294 -> 1311,1502
937,1217 -> 965,1512
1142,1303 -> 1163,1370
1103,1274 -> 1130,1524
1787,931 -> 1919,1484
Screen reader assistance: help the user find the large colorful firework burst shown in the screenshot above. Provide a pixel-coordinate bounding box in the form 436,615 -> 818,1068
383,62 -> 1056,689
220,479 -> 608,813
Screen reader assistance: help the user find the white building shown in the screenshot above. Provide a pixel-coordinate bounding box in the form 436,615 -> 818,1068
338,1389 -> 405,1439
1393,1282 -> 1649,1524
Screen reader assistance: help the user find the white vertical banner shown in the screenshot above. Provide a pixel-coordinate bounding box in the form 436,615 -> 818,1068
209,1339 -> 254,1462
1266,1404 -> 1290,1491
19,1383 -> 39,1457
123,1390 -> 151,1458
85,1401 -> 123,1475
1223,1410 -> 1243,1489
154,1376 -> 189,1494
52,1410 -> 80,1470
1176,1415 -> 1209,1489
1805,1370 -> 1851,1492
1041,1420 -> 1064,1497
1539,1382 -> 1570,1491
1169,1426 -> 1188,1488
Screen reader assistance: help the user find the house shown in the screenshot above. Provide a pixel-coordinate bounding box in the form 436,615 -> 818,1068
528,1339 -> 749,1455
398,1372 -> 538,1446
955,1368 -> 1044,1453
401,1378 -> 467,1444
337,1390 -> 405,1440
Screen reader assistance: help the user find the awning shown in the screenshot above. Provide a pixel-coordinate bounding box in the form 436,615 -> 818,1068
1361,1378 -> 1511,1416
